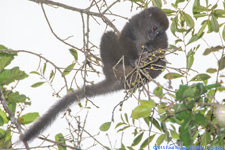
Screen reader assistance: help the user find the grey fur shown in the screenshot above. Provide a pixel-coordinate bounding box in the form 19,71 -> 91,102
21,7 -> 169,143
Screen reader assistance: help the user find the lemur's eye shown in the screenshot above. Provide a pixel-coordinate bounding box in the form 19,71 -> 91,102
153,25 -> 157,31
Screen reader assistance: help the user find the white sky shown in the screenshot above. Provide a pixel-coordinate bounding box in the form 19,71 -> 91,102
0,0 -> 225,149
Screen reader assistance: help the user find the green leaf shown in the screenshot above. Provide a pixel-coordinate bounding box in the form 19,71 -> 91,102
193,5 -> 209,13
175,39 -> 182,44
223,25 -> 225,41
170,124 -> 176,131
193,0 -> 200,7
215,9 -> 225,18
190,73 -> 211,82
186,50 -> 194,70
124,113 -> 129,123
202,48 -> 211,55
211,4 -> 218,10
156,134 -> 165,146
69,48 -> 78,61
152,0 -> 162,8
0,67 -> 28,85
187,33 -> 202,45
100,122 -> 111,131
8,91 -> 28,103
206,68 -> 217,73
207,18 -> 213,33
31,82 -> 45,88
140,134 -> 155,148
55,133 -> 67,150
196,21 -> 207,37
0,45 -> 17,72
164,72 -> 183,79
115,122 -> 126,129
8,102 -> 17,115
169,44 -> 180,49
205,83 -> 221,90
211,45 -> 223,52
203,46 -> 223,55
194,13 -> 207,19
176,84 -> 206,100
30,71 -> 40,76
144,117 -> 161,131
132,132 -> 144,146
63,63 -> 75,76
218,87 -> 225,92
0,109 -> 9,124
170,129 -> 179,140
158,104 -> 166,114
210,15 -> 219,32
162,9 -> 176,16
0,115 -> 4,126
0,128 -> 11,148
161,122 -> 167,133
19,112 -> 39,124
194,113 -> 207,127
131,100 -> 154,119
0,45 -> 8,50
218,56 -> 225,70
174,0 -> 185,8
49,70 -> 55,80
139,100 -> 155,108
192,130 -> 200,141
182,87 -> 195,98
191,83 -> 207,96
0,55 -> 14,73
176,85 -> 189,100
201,131 -> 211,145
153,86 -> 163,98
183,12 -> 194,28
117,125 -> 130,132
171,16 -> 178,36
120,143 -> 127,150
180,126 -> 191,146
152,118 -> 161,131
43,63 -> 47,75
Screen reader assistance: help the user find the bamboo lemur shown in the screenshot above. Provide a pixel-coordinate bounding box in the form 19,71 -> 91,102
21,7 -> 169,142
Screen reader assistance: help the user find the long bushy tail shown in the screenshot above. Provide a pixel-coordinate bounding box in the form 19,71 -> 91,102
21,79 -> 122,142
